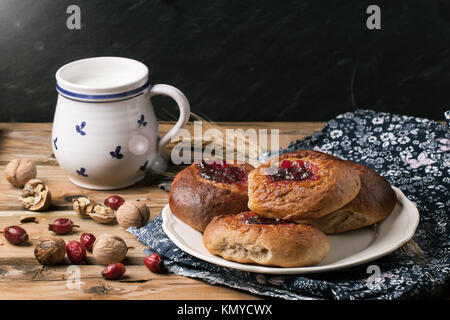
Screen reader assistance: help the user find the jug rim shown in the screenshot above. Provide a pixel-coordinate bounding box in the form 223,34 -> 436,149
55,57 -> 149,100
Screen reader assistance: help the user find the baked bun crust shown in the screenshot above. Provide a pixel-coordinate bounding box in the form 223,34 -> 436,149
248,150 -> 361,220
297,162 -> 396,234
203,212 -> 330,267
169,160 -> 255,232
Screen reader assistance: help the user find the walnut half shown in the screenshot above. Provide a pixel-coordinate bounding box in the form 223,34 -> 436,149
19,179 -> 52,211
89,204 -> 116,224
73,196 -> 96,219
73,196 -> 115,223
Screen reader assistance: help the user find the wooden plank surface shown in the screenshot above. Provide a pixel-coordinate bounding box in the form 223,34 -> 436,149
0,122 -> 324,165
0,121 -> 325,300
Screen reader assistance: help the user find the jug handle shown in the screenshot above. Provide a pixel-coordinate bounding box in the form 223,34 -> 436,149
146,84 -> 190,151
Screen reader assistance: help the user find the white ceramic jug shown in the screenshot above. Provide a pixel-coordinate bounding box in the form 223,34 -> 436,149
52,57 -> 190,190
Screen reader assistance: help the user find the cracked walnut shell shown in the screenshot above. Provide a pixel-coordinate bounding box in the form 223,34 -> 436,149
73,196 -> 96,219
19,179 -> 52,211
89,204 -> 116,224
73,197 -> 115,223
4,159 -> 37,187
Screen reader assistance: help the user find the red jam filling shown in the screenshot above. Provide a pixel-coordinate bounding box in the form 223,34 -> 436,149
196,160 -> 247,185
241,212 -> 294,226
268,159 -> 319,182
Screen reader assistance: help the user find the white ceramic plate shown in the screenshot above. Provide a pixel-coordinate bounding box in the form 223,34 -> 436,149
162,187 -> 419,274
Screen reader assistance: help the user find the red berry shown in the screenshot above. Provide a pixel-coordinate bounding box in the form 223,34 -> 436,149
102,263 -> 126,280
48,218 -> 79,235
80,233 -> 96,251
104,195 -> 125,210
144,253 -> 164,273
66,240 -> 86,264
1,226 -> 28,245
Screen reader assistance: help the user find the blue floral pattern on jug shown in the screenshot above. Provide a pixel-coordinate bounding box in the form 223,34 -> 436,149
110,146 -> 124,159
53,137 -> 58,150
75,121 -> 86,136
137,160 -> 149,173
76,167 -> 88,177
138,114 -> 147,127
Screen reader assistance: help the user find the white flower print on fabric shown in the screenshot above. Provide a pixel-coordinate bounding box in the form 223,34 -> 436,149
398,136 -> 411,144
330,129 -> 343,139
425,165 -> 441,177
372,117 -> 384,125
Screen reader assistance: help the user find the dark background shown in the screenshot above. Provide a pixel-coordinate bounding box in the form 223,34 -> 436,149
0,0 -> 449,122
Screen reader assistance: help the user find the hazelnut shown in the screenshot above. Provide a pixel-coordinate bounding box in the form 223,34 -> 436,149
92,233 -> 128,265
89,204 -> 116,224
116,200 -> 150,228
73,196 -> 96,219
19,179 -> 52,211
34,237 -> 66,265
4,159 -> 37,187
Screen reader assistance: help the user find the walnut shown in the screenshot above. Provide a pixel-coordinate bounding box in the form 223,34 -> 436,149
116,200 -> 150,228
73,196 -> 96,219
34,237 -> 66,265
89,204 -> 116,224
4,159 -> 37,187
19,179 -> 52,211
92,233 -> 128,265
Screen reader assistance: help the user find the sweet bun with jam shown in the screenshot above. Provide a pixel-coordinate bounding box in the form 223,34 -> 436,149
297,161 -> 396,234
169,159 -> 255,232
203,212 -> 330,267
248,150 -> 361,220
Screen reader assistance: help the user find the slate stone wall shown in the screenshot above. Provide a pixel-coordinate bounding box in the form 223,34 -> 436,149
0,0 -> 448,121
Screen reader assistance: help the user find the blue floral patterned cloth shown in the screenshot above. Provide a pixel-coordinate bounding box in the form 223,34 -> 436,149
129,109 -> 450,300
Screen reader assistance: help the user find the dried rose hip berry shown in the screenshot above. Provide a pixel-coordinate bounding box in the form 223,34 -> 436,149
80,233 -> 96,251
102,262 -> 126,280
104,195 -> 125,211
48,218 -> 79,235
66,240 -> 86,264
1,226 -> 29,245
144,253 -> 164,273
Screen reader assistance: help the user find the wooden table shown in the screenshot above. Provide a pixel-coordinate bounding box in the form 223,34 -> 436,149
0,121 -> 325,300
